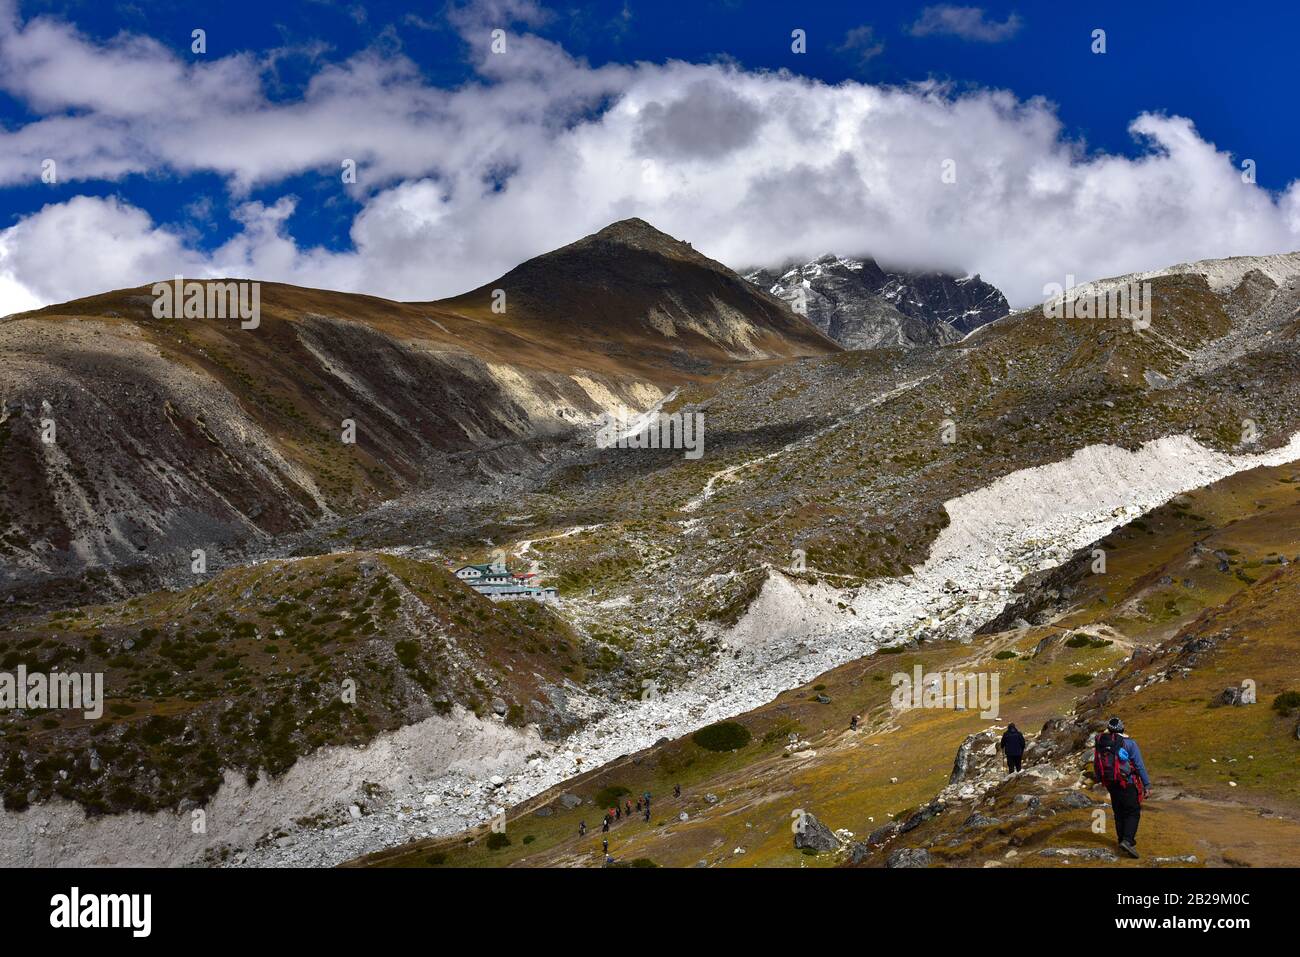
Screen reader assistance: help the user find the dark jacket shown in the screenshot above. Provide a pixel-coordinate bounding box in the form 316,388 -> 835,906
1000,726 -> 1026,757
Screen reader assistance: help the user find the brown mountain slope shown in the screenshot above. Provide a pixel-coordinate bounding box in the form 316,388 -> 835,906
0,220 -> 836,608
437,218 -> 837,363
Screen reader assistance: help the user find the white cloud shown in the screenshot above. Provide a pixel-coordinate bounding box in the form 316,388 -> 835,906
0,0 -> 1298,318
907,6 -> 1023,43
0,196 -> 205,307
838,25 -> 885,66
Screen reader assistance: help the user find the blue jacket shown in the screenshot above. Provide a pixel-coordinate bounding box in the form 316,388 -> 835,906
1119,736 -> 1151,788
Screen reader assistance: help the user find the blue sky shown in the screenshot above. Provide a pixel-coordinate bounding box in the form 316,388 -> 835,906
1,0 -> 1297,313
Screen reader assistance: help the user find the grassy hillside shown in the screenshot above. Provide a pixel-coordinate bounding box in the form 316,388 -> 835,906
0,552 -> 582,815
353,458 -> 1300,868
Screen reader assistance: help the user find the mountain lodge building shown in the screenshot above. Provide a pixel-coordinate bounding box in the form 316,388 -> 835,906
454,561 -> 558,602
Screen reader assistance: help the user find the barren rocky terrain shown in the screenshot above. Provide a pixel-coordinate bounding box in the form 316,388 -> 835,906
2,220 -> 1298,868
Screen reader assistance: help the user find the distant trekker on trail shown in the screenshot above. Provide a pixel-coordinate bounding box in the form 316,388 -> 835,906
999,723 -> 1026,773
579,820 -> 587,837
673,784 -> 681,799
1094,717 -> 1152,859
850,714 -> 859,731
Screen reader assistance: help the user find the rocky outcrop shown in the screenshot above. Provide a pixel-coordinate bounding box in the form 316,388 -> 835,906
793,810 -> 842,852
886,847 -> 933,868
745,254 -> 1008,349
949,730 -> 1002,786
1216,686 -> 1253,707
1024,717 -> 1090,765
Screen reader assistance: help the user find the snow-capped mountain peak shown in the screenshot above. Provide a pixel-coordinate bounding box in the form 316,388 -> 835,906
744,255 -> 1009,350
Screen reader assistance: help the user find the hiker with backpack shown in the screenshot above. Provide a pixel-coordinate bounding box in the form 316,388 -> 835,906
999,723 -> 1026,773
1093,717 -> 1152,859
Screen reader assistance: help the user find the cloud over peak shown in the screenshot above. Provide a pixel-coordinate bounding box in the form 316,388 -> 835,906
0,0 -> 1297,317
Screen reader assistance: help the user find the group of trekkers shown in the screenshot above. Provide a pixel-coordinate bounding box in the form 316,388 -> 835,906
581,784 -> 684,863
995,716 -> 1151,858
579,716 -> 1151,863
603,792 -> 652,830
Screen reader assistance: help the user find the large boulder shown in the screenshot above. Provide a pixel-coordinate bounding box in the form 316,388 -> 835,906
1024,716 -> 1089,763
1022,765 -> 1064,785
793,811 -> 842,852
1216,686 -> 1252,707
1057,791 -> 1100,810
949,730 -> 1000,785
886,848 -> 932,868
866,821 -> 901,846
900,800 -> 946,834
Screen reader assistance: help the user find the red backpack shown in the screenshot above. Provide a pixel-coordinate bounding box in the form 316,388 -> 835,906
1094,732 -> 1145,800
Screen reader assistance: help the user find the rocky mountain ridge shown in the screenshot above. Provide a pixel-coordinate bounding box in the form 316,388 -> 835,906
0,220 -> 836,612
745,254 -> 1008,349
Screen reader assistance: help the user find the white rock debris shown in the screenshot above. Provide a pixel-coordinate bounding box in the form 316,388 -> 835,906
229,429 -> 1300,867
9,430 -> 1294,868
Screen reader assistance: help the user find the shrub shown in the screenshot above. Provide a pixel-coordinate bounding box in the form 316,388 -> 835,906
485,832 -> 511,850
993,650 -> 1017,660
1064,673 -> 1093,687
1272,691 -> 1300,715
594,785 -> 630,808
692,721 -> 751,752
424,852 -> 447,866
